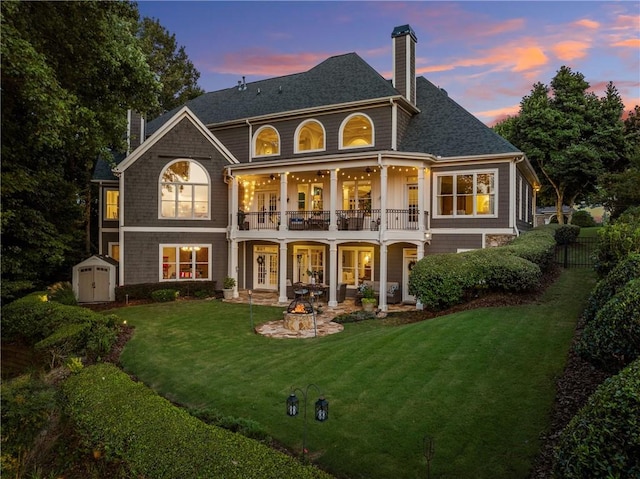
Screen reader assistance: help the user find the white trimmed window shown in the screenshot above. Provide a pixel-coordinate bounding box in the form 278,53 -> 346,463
161,245 -> 210,280
160,160 -> 209,219
339,246 -> 374,287
108,243 -> 120,262
339,113 -> 374,149
295,120 -> 325,153
435,170 -> 497,217
253,126 -> 280,157
105,189 -> 119,220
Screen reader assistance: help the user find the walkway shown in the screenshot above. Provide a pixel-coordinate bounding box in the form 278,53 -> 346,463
224,289 -> 416,339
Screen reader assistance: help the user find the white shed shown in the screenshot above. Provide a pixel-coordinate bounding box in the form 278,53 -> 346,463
73,255 -> 119,303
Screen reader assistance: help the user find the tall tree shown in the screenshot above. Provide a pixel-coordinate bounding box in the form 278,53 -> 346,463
494,66 -> 627,223
1,0 -> 159,287
598,105 -> 640,219
138,17 -> 204,118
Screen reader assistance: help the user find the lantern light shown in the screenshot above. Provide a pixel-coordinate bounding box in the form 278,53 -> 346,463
286,393 -> 299,416
315,396 -> 329,422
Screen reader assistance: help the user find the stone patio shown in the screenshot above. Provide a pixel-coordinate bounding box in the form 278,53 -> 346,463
224,289 -> 417,339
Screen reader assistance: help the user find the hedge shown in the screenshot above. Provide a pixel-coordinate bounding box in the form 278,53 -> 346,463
577,279 -> 640,372
594,208 -> 640,278
115,280 -> 217,301
1,294 -> 120,366
583,253 -> 640,324
62,364 -> 333,479
553,225 -> 580,245
553,359 -> 640,478
502,226 -> 557,272
571,210 -> 596,227
409,247 -> 541,311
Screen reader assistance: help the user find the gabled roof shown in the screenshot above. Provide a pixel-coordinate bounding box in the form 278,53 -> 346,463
146,53 -> 400,135
115,106 -> 239,174
400,77 -> 520,157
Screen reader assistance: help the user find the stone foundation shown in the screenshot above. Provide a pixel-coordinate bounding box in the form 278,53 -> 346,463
283,312 -> 314,331
486,234 -> 515,248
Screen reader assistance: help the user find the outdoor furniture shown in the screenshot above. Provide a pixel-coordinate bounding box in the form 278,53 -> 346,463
359,280 -> 402,304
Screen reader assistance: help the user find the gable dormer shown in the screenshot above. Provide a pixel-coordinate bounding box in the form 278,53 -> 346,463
392,24 -> 417,106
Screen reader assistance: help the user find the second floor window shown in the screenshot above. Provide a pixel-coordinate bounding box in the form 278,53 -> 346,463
160,160 -> 209,219
295,120 -> 325,153
105,189 -> 119,220
340,113 -> 374,149
254,126 -> 280,157
435,171 -> 496,217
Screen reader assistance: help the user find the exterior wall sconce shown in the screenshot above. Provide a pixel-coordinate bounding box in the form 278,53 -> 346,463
286,384 -> 329,460
425,232 -> 432,241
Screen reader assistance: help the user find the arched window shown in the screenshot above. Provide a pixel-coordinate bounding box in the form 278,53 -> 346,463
253,126 -> 280,157
295,120 -> 325,153
160,160 -> 210,219
339,113 -> 374,149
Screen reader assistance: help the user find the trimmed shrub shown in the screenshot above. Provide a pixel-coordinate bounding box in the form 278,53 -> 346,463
1,295 -> 119,366
553,359 -> 640,478
1,374 -> 57,477
150,289 -> 179,302
583,253 -> 640,323
63,364 -> 333,479
503,226 -> 557,272
188,407 -> 271,443
409,247 -> 541,312
115,280 -> 217,301
594,210 -> 640,278
571,210 -> 596,227
554,225 -> 580,245
578,279 -> 640,372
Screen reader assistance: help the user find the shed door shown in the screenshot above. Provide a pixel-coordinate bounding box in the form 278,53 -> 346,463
78,266 -> 111,302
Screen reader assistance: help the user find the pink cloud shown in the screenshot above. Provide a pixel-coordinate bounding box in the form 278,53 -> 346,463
216,49 -> 332,76
612,38 -> 640,48
574,19 -> 600,29
551,41 -> 591,61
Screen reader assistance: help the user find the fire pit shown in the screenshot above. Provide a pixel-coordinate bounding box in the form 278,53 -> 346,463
283,297 -> 315,331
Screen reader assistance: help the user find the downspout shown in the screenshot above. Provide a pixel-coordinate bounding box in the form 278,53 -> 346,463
513,156 -> 525,237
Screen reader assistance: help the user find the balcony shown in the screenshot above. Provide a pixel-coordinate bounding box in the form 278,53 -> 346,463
237,209 -> 428,232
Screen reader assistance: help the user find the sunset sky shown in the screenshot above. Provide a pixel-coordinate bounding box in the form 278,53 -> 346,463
138,1 -> 640,125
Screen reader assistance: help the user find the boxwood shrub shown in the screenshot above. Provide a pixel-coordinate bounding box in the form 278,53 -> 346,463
552,359 -> 640,478
115,280 -> 217,301
409,247 -> 541,311
583,253 -> 640,324
571,210 -> 596,227
150,289 -> 179,302
594,208 -> 640,278
503,226 -> 557,272
578,279 -> 640,372
553,225 -> 580,245
63,364 -> 333,479
1,294 -> 120,366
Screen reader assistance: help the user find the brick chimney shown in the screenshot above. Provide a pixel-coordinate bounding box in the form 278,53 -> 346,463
391,25 -> 417,106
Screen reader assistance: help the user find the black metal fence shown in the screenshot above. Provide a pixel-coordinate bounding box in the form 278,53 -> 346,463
555,237 -> 599,268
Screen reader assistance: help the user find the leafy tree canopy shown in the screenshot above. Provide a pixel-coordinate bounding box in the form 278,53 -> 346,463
494,66 -> 633,223
1,0 -> 160,284
138,17 -> 205,118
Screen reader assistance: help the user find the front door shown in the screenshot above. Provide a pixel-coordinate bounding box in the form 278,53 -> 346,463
254,245 -> 278,290
403,248 -> 417,303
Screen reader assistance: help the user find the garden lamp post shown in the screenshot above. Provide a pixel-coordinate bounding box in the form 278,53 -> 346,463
248,289 -> 254,332
286,384 -> 329,460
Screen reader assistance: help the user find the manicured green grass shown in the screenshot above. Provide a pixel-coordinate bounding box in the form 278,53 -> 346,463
116,269 -> 596,479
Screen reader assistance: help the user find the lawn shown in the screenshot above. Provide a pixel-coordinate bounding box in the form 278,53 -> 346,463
117,269 -> 596,479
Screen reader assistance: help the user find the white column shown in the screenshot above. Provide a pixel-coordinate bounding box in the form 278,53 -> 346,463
418,166 -> 425,230
380,165 -> 388,230
230,240 -> 239,298
328,241 -> 338,307
278,241 -> 288,303
415,242 -> 425,310
231,176 -> 239,229
280,173 -> 287,231
329,169 -> 338,231
379,243 -> 388,312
